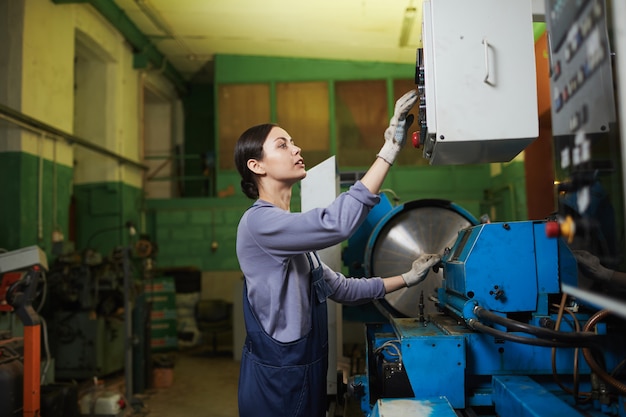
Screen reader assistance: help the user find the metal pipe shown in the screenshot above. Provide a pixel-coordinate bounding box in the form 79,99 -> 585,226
582,310 -> 626,394
122,247 -> 134,404
0,104 -> 147,171
88,0 -> 187,94
441,291 -> 468,319
51,0 -> 187,94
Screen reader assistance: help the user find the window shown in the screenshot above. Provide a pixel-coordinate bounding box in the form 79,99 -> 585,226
335,80 -> 387,167
218,84 -> 270,170
276,82 -> 330,168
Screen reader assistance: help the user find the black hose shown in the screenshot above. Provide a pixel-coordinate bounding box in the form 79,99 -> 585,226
474,306 -> 605,346
469,320 -> 579,348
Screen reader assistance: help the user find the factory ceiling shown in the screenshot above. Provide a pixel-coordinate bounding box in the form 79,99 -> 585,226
114,0 -> 425,81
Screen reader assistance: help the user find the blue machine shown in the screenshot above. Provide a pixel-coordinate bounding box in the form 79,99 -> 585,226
346,214 -> 626,417
342,0 -> 626,414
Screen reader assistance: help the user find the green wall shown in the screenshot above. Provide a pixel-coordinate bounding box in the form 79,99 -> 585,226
0,53 -> 529,277
0,149 -> 143,259
214,55 -> 414,83
182,82 -> 215,198
485,162 -> 529,221
0,152 -> 72,259
142,54 -> 530,274
73,182 -> 143,256
145,160 -> 528,273
145,196 -> 248,271
144,164 -> 485,273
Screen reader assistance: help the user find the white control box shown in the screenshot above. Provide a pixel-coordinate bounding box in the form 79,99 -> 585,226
420,0 -> 539,165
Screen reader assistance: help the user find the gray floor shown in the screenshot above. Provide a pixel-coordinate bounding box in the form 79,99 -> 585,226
125,349 -> 364,417
134,349 -> 240,417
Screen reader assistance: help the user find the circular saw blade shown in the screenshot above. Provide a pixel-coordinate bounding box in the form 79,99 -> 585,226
367,200 -> 477,318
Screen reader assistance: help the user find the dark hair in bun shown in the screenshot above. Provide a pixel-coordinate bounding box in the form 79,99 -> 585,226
234,123 -> 277,199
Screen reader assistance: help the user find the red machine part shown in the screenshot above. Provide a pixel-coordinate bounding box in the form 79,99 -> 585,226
0,272 -> 22,312
545,216 -> 576,243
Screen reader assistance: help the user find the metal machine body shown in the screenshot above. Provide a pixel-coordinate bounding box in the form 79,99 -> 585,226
441,221 -> 561,317
344,0 -> 626,415
418,0 -> 538,165
0,246 -> 48,417
348,221 -> 626,416
44,250 -> 127,379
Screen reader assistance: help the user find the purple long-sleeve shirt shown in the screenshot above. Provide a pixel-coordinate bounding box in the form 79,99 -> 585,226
236,181 -> 386,343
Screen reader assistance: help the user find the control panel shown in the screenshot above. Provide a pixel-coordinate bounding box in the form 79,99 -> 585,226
419,0 -> 539,165
546,0 -> 616,136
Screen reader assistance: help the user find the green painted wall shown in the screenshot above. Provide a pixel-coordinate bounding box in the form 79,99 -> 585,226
182,82 -> 215,197
149,54 -> 530,274
73,182 -> 143,256
145,160 -> 526,273
485,161 -> 529,221
0,152 -> 72,259
0,52 -> 529,277
145,196 -> 248,271
214,55 -> 414,84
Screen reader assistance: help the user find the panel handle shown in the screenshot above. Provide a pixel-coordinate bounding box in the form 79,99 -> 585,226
482,38 -> 494,86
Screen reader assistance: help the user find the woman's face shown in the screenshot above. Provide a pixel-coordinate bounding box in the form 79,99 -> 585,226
258,126 -> 306,183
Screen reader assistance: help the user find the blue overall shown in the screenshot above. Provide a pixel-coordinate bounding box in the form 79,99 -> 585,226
238,252 -> 330,417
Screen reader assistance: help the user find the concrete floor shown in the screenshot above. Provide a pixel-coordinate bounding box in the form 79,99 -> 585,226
115,322 -> 369,417
134,349 -> 240,417
125,347 -> 364,417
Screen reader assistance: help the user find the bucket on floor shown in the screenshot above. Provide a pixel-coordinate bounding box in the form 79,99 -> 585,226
151,354 -> 174,388
152,368 -> 174,388
78,390 -> 125,417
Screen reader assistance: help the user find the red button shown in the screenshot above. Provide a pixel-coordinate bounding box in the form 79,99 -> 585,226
545,221 -> 560,238
412,131 -> 419,148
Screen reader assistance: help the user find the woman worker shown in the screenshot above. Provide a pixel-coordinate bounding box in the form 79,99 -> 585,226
234,89 -> 440,417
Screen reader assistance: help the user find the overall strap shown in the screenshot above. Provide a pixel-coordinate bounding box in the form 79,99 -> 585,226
306,251 -> 334,303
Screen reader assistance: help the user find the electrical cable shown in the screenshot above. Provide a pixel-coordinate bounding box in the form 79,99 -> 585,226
581,310 -> 626,394
0,343 -> 20,358
474,306 -> 604,346
35,271 -> 47,313
374,340 -> 402,357
379,189 -> 400,206
611,358 -> 626,377
40,316 -> 52,385
0,343 -> 22,365
374,339 -> 403,365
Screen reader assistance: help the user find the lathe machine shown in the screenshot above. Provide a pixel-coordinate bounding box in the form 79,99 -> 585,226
340,0 -> 626,414
344,201 -> 626,416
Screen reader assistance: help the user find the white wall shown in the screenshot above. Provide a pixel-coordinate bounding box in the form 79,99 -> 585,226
143,71 -> 184,198
144,93 -> 174,198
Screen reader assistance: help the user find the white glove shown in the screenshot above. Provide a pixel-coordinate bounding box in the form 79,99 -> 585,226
377,89 -> 418,165
573,250 -> 614,281
401,253 -> 441,287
